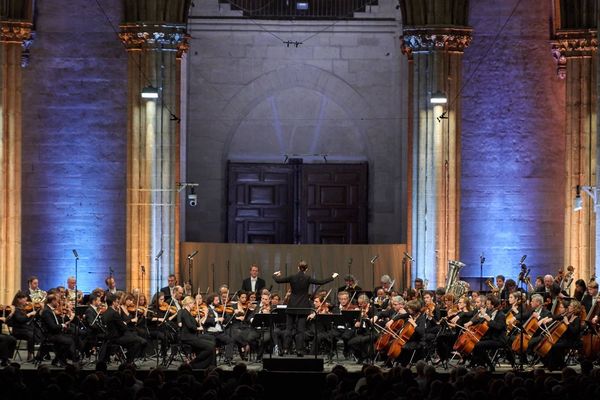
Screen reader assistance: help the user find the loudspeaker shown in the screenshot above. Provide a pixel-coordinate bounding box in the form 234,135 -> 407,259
262,357 -> 324,372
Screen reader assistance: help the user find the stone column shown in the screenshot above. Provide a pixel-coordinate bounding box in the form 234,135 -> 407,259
119,3 -> 189,295
0,2 -> 33,304
402,28 -> 472,288
552,29 -> 597,283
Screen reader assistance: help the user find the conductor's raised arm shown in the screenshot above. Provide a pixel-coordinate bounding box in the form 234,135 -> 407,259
272,270 -> 291,284
309,272 -> 339,286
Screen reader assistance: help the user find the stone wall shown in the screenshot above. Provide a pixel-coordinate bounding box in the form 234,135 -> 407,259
21,0 -> 127,291
460,0 -> 566,281
185,0 -> 408,244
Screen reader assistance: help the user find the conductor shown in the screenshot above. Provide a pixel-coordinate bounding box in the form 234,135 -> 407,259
273,261 -> 338,357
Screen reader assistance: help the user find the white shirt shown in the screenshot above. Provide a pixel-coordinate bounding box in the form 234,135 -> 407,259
251,277 -> 257,292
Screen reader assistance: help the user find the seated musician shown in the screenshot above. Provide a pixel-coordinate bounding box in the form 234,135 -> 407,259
270,293 -> 281,307
82,293 -> 106,357
331,290 -> 358,359
306,295 -> 333,357
40,293 -> 78,366
147,292 -> 173,359
535,299 -> 582,370
373,288 -> 388,309
468,295 -> 506,371
66,276 -> 83,305
105,276 -> 119,295
8,291 -> 39,361
347,294 -> 376,364
373,295 -> 406,327
0,308 -> 16,367
230,291 -> 258,360
249,291 -> 274,360
177,296 -> 216,369
204,293 -> 234,363
392,299 -> 427,366
337,275 -> 362,301
25,275 -> 46,303
518,293 -> 551,358
100,293 -> 146,364
436,295 -> 473,362
535,275 -> 561,301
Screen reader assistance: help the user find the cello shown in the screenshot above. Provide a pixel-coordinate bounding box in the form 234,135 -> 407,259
387,315 -> 417,359
511,311 -> 539,352
580,292 -> 600,360
375,316 -> 404,352
452,307 -> 489,355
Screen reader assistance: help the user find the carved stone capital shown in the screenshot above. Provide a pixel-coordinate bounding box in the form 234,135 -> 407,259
551,29 -> 598,79
1,21 -> 35,68
119,23 -> 190,57
401,26 -> 473,59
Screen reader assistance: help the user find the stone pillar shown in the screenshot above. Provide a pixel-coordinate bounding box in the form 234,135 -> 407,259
0,1 -> 33,304
119,1 -> 190,295
401,7 -> 472,287
552,30 -> 598,284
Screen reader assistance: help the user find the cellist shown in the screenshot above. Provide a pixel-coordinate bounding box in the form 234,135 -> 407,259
393,299 -> 426,366
468,295 -> 506,371
436,295 -> 473,363
535,299 -> 581,370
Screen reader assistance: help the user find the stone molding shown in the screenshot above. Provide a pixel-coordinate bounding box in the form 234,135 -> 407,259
401,26 -> 473,58
551,29 -> 598,79
119,23 -> 190,57
0,21 -> 34,68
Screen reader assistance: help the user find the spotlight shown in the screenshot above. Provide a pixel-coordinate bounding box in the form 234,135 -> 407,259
188,187 -> 197,207
430,90 -> 448,104
141,86 -> 159,99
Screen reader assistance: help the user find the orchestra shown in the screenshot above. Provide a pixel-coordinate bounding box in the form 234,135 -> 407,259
0,261 -> 598,373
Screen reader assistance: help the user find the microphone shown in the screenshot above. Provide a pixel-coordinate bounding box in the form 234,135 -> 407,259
155,249 -> 164,260
109,267 -> 114,276
141,265 -> 145,273
188,250 -> 198,259
370,255 -> 379,264
72,249 -> 79,259
403,252 -> 414,261
348,257 -> 353,265
450,260 -> 466,267
520,255 -> 527,265
480,253 -> 485,264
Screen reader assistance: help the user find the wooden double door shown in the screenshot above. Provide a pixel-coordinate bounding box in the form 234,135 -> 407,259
227,162 -> 368,244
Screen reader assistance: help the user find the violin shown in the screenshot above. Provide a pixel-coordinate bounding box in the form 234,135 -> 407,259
190,303 -> 208,318
214,304 -> 234,314
158,303 -> 178,314
23,301 -> 43,312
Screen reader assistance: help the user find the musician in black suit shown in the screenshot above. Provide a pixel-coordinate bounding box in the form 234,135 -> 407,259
581,280 -> 598,314
40,294 -> 77,366
82,293 -> 105,357
100,294 -> 146,363
178,296 -> 216,369
272,261 -> 338,356
241,264 -> 266,294
161,274 -> 178,302
469,295 -> 506,371
8,291 -> 38,361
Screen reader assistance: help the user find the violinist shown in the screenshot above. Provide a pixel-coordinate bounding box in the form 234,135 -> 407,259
0,304 -> 16,367
204,293 -> 234,362
147,292 -> 173,359
8,291 -> 38,361
469,295 -> 506,371
99,293 -> 146,364
270,293 -> 281,307
330,291 -> 357,359
347,294 -> 376,364
177,296 -> 216,369
306,295 -> 334,357
120,294 -> 141,330
249,291 -> 275,360
230,291 -> 258,360
40,293 -> 77,366
81,293 -> 106,357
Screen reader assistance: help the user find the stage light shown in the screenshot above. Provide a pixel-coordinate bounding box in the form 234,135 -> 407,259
141,86 -> 159,99
430,91 -> 448,104
296,2 -> 309,10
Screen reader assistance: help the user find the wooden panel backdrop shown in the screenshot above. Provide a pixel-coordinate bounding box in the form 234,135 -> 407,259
180,242 -> 409,295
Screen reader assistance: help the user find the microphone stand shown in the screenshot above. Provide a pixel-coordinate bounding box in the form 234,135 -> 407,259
369,257 -> 377,365
72,249 -> 81,361
154,250 -> 163,368
479,254 -> 485,292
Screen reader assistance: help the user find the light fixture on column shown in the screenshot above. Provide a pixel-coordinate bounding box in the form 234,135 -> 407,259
574,185 -> 599,212
430,91 -> 448,104
141,86 -> 159,99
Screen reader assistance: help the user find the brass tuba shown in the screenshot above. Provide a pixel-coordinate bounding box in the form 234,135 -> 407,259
446,260 -> 467,297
